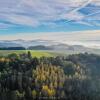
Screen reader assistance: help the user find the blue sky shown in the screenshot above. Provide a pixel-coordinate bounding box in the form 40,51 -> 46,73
0,0 -> 100,33
0,0 -> 100,42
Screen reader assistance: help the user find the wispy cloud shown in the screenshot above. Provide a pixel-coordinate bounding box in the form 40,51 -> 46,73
0,0 -> 100,28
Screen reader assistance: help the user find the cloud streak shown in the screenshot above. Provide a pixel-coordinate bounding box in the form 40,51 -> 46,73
0,0 -> 100,28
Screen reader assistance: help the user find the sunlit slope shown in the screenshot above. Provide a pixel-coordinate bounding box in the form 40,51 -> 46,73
0,50 -> 57,57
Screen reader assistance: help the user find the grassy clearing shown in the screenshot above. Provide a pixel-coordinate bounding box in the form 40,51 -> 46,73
0,50 -> 57,58
28,50 -> 55,57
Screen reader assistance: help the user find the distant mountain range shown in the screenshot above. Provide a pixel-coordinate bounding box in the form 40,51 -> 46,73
0,39 -> 60,48
0,39 -> 100,54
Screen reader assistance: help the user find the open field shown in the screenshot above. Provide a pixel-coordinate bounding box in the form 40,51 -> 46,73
0,50 -> 60,57
0,49 -> 100,58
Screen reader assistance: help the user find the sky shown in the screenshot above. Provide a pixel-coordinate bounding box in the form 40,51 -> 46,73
0,0 -> 100,47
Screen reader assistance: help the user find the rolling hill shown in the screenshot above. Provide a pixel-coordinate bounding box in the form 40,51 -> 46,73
0,39 -> 100,54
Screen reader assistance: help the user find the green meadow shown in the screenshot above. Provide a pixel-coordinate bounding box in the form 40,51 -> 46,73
0,50 -> 59,58
1,50 -> 100,58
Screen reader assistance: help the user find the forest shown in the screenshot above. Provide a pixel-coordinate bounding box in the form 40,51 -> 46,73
0,51 -> 100,100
